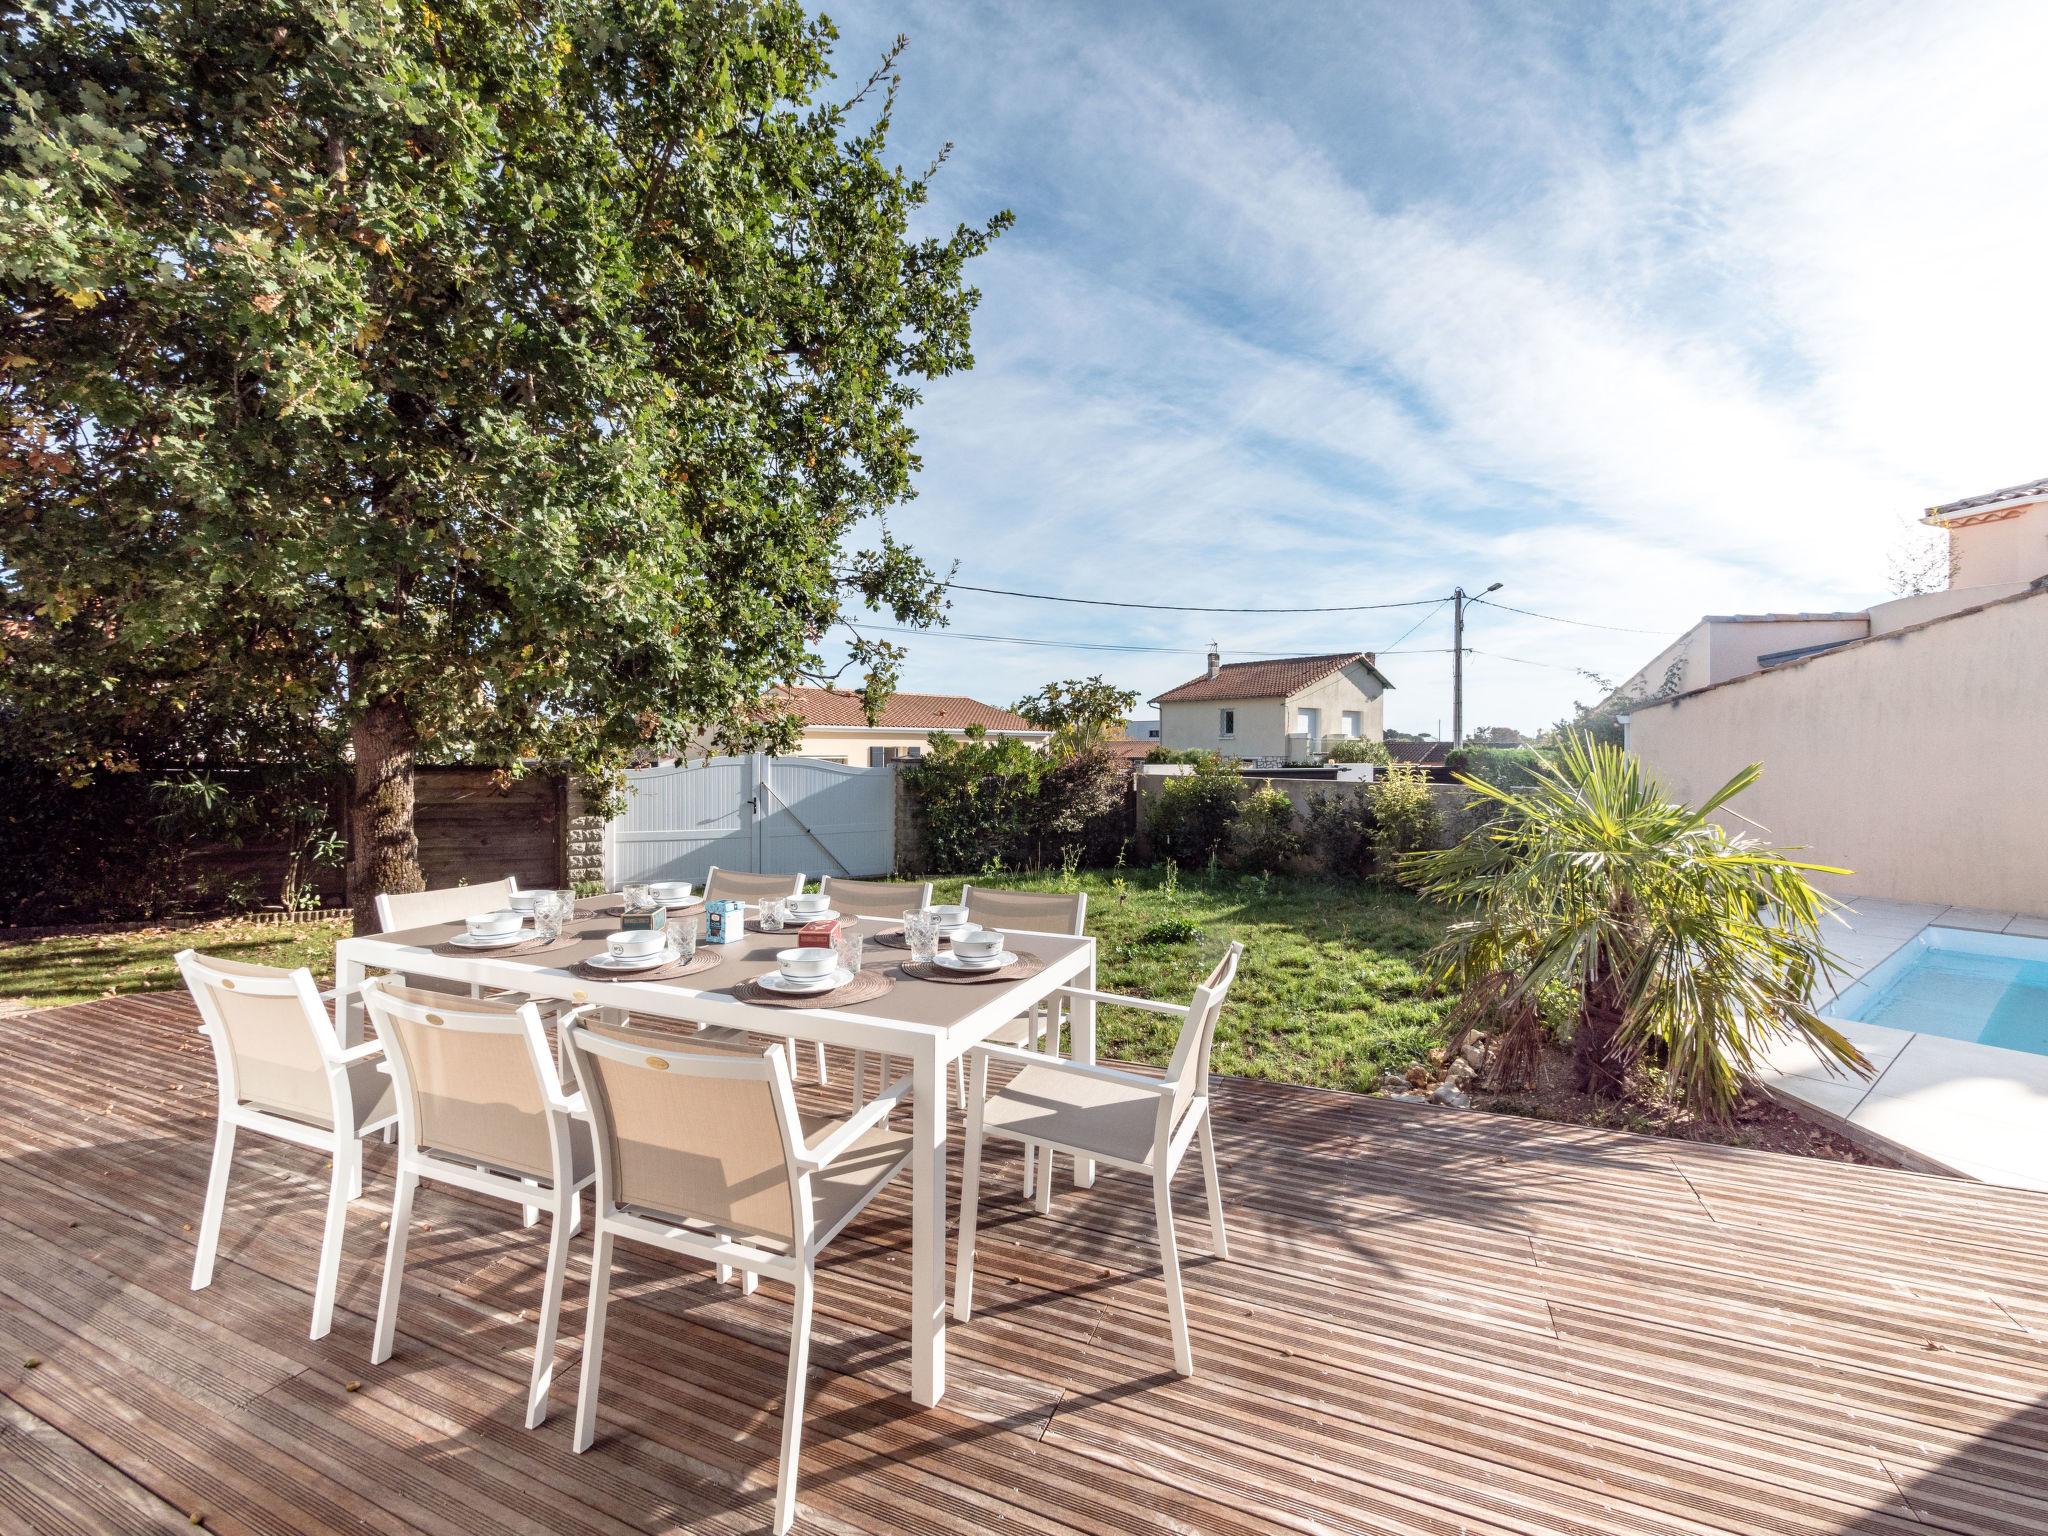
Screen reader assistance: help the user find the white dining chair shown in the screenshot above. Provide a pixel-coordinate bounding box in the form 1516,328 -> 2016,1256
372,876 -> 525,1001
177,950 -> 397,1340
957,884 -> 1088,1195
563,1019 -> 913,1535
360,980 -> 597,1427
703,867 -> 812,1075
819,877 -> 933,1107
954,943 -> 1243,1376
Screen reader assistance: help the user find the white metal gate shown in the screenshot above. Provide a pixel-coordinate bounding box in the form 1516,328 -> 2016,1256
608,755 -> 895,887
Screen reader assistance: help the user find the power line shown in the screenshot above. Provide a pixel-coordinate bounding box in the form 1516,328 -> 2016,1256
1467,647 -> 1609,676
867,624 -> 1457,659
943,581 -> 1445,614
1377,597 -> 1453,653
1470,597 -> 1672,636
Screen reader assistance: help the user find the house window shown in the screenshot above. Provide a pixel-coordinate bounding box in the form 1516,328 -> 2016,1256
1341,711 -> 1362,738
1218,708 -> 1235,738
1295,707 -> 1320,739
869,746 -> 887,767
869,746 -> 923,766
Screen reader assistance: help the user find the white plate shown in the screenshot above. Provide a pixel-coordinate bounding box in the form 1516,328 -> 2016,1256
780,908 -> 838,925
935,949 -> 1015,972
586,948 -> 674,972
449,929 -> 528,949
758,967 -> 854,995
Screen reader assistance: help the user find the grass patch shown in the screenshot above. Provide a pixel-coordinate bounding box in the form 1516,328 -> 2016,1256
0,918 -> 349,1009
939,866 -> 1453,1092
0,869 -> 1456,1094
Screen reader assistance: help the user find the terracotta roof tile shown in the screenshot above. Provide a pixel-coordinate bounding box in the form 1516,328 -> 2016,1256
1151,651 -> 1390,704
1927,476 -> 2048,519
769,686 -> 1040,733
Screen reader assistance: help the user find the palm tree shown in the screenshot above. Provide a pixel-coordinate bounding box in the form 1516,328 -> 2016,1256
1407,734 -> 1868,1115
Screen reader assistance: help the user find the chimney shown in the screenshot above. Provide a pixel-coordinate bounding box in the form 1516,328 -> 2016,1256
1205,642 -> 1220,680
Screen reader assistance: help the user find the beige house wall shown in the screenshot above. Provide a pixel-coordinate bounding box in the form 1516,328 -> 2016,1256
1157,659 -> 1386,761
1706,617 -> 1869,676
1949,503 -> 2048,587
1627,589 -> 2048,912
789,727 -> 1047,764
1867,581 -> 2037,636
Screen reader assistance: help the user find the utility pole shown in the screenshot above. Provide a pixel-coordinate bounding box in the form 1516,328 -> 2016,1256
1450,581 -> 1503,747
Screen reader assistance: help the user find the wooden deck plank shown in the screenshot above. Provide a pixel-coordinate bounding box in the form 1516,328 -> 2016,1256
3,992 -> 2047,1536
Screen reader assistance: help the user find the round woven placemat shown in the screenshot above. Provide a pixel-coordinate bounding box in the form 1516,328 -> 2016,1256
432,933 -> 581,959
587,902 -> 705,921
900,953 -> 1045,985
569,949 -> 724,983
733,967 -> 895,1009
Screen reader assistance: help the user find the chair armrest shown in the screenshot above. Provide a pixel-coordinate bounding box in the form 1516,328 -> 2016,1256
336,1039 -> 385,1066
317,977 -> 367,1003
549,1090 -> 588,1117
556,1004 -> 602,1030
795,1075 -> 914,1170
1049,986 -> 1189,1019
967,1042 -> 1174,1097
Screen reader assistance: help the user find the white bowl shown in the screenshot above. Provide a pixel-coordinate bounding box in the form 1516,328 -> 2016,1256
607,930 -> 666,960
508,891 -> 547,913
951,927 -> 1004,959
777,946 -> 837,979
786,894 -> 829,916
649,881 -> 694,905
929,904 -> 969,928
467,909 -> 524,938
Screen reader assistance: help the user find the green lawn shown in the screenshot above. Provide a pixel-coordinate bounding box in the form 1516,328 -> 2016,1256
0,918 -> 349,1009
0,871 -> 1456,1093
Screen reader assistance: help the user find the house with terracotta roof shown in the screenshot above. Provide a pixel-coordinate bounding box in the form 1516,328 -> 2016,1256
1150,648 -> 1391,764
766,686 -> 1050,766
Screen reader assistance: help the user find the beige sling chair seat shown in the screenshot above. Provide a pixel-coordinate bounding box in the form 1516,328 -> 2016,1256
563,1018 -> 914,1534
178,951 -> 399,1341
814,876 -> 936,1106
954,943 -> 1243,1378
360,980 -> 596,1428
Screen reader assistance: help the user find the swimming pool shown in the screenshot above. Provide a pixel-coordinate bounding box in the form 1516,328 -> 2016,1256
1832,926 -> 2048,1056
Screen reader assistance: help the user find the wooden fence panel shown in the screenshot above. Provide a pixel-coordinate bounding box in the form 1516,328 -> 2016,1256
412,769 -> 565,892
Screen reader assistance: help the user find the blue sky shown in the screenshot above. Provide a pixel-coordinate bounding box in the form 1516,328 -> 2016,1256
821,0 -> 2048,734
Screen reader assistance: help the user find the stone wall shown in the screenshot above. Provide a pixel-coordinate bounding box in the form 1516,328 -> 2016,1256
564,777 -> 610,890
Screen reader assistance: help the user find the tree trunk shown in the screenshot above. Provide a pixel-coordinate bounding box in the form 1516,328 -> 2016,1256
1574,955 -> 1632,1098
348,699 -> 423,934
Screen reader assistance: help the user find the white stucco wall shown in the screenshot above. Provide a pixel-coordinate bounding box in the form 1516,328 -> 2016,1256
1627,589 -> 2048,912
1948,503 -> 2048,587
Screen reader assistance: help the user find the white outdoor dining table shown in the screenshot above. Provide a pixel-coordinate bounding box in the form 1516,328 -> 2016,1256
333,896 -> 1099,1408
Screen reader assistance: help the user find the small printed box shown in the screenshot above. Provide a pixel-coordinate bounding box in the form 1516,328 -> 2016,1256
704,898 -> 746,944
796,917 -> 843,950
619,904 -> 668,933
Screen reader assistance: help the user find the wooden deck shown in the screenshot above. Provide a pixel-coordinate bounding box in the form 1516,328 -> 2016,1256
5,993 -> 2048,1536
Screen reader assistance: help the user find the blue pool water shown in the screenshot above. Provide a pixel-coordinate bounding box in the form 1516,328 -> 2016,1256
1833,927 -> 2048,1055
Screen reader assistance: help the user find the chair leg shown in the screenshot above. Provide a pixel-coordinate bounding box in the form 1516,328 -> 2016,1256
525,1196 -> 575,1428
953,1055 -> 967,1110
851,1048 -> 868,1108
567,1188 -> 583,1235
520,1178 -> 541,1228
1021,1141 -> 1037,1201
191,1119 -> 236,1291
813,1039 -> 829,1086
370,1168 -> 418,1364
784,1037 -> 801,1078
953,1059 -> 987,1323
1153,1166 -> 1194,1376
1198,1111 -> 1229,1260
573,1228 -> 616,1453
741,1268 -> 759,1297
310,1143 -> 354,1341
774,1265 -> 815,1536
343,1137 -> 365,1201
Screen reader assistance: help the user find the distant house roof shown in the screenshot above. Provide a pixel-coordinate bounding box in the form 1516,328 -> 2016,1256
1700,611 -> 1867,624
769,687 -> 1041,734
1151,651 -> 1392,705
1925,476 -> 2048,525
1385,739 -> 1449,766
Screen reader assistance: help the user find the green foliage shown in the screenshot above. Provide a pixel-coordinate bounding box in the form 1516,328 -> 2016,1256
1144,746 -> 1216,765
1138,914 -> 1202,944
1302,787 -> 1375,878
1443,745 -> 1546,789
1323,736 -> 1391,765
1,0 -> 1007,913
1409,733 -> 1867,1116
1365,761 -> 1441,883
1232,784 -> 1301,873
1146,754 -> 1246,865
904,727 -> 1125,873
1013,675 -> 1139,755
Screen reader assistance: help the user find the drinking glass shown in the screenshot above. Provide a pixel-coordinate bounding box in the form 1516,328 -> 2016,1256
902,908 -> 941,965
623,882 -> 653,913
835,930 -> 864,978
666,915 -> 698,965
535,890 -> 568,943
759,896 -> 786,933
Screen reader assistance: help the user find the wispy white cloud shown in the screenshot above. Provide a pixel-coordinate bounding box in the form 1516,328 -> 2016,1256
828,0 -> 2047,731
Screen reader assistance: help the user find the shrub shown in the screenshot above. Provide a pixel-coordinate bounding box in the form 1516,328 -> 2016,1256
904,729 -> 1130,873
1146,754 -> 1245,865
1303,787 -> 1375,877
1232,784 -> 1301,872
1445,744 -> 1546,789
1138,914 -> 1203,944
1323,737 -> 1391,765
1143,745 -> 1215,765
1365,761 -> 1441,883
